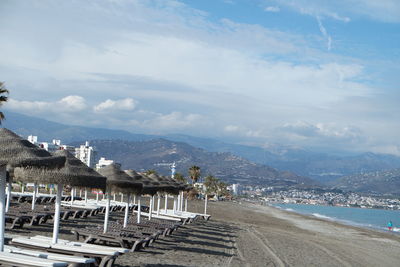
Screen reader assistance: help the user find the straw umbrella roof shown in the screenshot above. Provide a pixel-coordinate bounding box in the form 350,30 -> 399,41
13,150 -> 107,190
124,170 -> 160,195
97,163 -> 143,195
0,128 -> 65,172
146,173 -> 179,194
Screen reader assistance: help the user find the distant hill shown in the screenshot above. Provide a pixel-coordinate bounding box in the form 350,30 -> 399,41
3,111 -> 400,185
164,134 -> 400,184
331,168 -> 400,196
71,139 -> 318,188
2,111 -> 155,143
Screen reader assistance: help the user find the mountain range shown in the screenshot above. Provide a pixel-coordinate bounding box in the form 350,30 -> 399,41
3,111 -> 400,193
331,168 -> 400,196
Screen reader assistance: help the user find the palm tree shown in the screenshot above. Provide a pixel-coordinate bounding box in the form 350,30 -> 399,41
188,165 -> 201,185
145,169 -> 158,175
174,172 -> 187,184
0,82 -> 9,124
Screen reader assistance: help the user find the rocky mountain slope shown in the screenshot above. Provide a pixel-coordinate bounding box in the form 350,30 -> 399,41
76,139 -> 317,188
331,168 -> 400,196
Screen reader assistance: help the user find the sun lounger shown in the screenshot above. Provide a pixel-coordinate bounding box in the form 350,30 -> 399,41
0,251 -> 68,267
4,245 -> 95,267
11,236 -> 119,267
30,236 -> 129,255
71,227 -> 148,251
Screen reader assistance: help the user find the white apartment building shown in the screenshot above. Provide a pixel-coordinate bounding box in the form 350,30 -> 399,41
95,157 -> 114,170
232,184 -> 242,195
75,141 -> 97,168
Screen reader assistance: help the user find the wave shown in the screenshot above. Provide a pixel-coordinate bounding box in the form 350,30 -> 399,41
285,208 -> 294,212
312,213 -> 334,220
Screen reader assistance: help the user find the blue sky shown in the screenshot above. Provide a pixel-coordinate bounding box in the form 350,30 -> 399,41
0,0 -> 399,155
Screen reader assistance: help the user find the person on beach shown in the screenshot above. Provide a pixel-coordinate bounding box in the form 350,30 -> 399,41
387,221 -> 393,231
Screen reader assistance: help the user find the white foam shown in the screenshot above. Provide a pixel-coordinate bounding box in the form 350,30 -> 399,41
312,213 -> 334,220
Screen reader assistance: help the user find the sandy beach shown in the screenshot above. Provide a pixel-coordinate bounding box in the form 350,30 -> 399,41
7,199 -> 400,267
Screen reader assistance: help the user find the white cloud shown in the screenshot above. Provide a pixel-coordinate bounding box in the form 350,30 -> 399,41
6,95 -> 87,114
94,98 -> 136,113
316,16 -> 332,51
272,0 -> 400,23
140,111 -> 204,131
0,0 -> 398,155
264,6 -> 280,12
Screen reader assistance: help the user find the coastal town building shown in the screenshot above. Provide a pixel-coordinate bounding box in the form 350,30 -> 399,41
75,141 -> 97,168
95,157 -> 114,169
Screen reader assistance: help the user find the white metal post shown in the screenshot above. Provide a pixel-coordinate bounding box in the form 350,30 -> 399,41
52,184 -> 63,244
121,193 -> 124,203
157,194 -> 161,216
96,192 -> 99,203
185,197 -> 188,212
180,191 -> 184,211
103,191 -> 111,233
123,194 -> 130,228
133,194 -> 136,205
0,164 -> 7,251
85,189 -> 88,204
70,187 -> 74,205
113,194 -> 116,202
204,194 -> 208,215
6,182 -> 11,213
165,193 -> 168,212
177,193 -> 181,213
32,183 -> 37,210
148,196 -> 153,220
137,195 -> 141,224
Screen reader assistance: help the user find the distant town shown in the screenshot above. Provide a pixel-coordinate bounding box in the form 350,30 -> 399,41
230,184 -> 400,210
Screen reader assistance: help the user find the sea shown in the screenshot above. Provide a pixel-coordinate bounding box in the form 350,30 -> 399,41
273,203 -> 400,233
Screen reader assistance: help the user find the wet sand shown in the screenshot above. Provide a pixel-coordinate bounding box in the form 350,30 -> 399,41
7,199 -> 400,266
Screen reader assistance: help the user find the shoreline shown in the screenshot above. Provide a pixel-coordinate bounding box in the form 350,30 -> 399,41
266,202 -> 400,235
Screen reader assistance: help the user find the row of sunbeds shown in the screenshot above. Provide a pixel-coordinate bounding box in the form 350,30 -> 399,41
2,196 -> 207,267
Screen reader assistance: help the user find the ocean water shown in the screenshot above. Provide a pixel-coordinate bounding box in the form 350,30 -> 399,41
273,203 -> 400,232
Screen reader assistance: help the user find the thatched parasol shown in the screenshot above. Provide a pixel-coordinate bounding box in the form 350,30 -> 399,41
13,150 -> 106,190
97,164 -> 142,195
97,163 -> 143,229
146,173 -> 178,194
0,128 -> 65,173
0,128 -> 66,250
125,170 -> 160,196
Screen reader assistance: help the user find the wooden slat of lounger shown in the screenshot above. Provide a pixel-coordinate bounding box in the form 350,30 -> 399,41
4,245 -> 95,264
31,235 -> 129,254
0,251 -> 67,267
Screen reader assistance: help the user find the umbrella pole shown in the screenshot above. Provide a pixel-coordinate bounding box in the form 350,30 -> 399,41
32,183 -> 37,210
52,183 -> 63,244
164,193 -> 168,212
137,195 -> 141,224
0,164 -> 7,251
177,193 -> 180,213
79,189 -> 82,198
70,187 -> 74,205
121,193 -> 123,203
96,192 -> 99,203
21,184 -> 24,193
123,194 -> 130,228
204,194 -> 208,215
185,196 -> 188,212
85,189 -> 88,204
148,196 -> 153,220
6,182 -> 11,213
103,191 -> 111,233
113,193 -> 116,202
133,194 -> 136,205
157,194 -> 161,216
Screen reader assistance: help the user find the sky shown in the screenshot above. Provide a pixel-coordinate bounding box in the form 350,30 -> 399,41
0,0 -> 399,155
